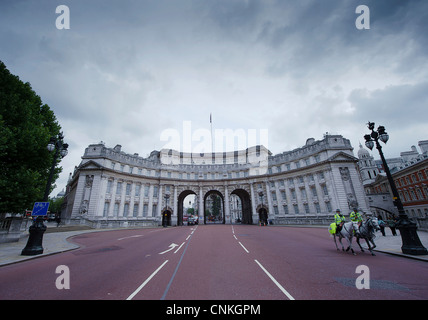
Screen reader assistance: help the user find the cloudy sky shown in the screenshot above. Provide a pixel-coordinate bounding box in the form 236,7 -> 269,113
1,0 -> 427,196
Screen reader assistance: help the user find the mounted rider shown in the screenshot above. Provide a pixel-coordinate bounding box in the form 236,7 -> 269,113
350,207 -> 363,235
334,209 -> 345,234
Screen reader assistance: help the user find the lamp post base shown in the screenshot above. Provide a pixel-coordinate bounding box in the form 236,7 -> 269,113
397,218 -> 428,255
21,217 -> 47,256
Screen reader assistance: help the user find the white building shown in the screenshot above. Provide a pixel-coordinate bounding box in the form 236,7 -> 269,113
62,134 -> 370,228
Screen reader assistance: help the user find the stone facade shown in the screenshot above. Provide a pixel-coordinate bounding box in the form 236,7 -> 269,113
62,135 -> 370,228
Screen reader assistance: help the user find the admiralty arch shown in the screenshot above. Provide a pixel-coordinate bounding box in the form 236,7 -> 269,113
62,134 -> 370,228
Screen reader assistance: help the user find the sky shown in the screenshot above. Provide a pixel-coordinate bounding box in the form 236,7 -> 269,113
1,0 -> 427,197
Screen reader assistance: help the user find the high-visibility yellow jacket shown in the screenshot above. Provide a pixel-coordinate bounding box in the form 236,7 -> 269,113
350,211 -> 362,222
334,213 -> 345,225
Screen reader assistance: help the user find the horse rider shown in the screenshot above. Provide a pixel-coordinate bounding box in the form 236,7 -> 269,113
334,209 -> 345,234
350,208 -> 363,235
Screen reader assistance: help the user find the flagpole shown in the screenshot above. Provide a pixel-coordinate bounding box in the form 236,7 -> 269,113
210,113 -> 214,153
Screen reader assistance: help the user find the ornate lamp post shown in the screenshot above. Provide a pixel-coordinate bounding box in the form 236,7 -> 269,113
21,132 -> 69,256
364,122 -> 427,255
163,193 -> 170,227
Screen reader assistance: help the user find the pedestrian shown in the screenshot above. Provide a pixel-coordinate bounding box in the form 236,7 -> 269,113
377,215 -> 386,236
55,213 -> 61,227
386,215 -> 397,236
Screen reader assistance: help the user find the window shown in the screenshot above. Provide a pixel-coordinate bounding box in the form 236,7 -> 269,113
113,203 -> 120,216
123,203 -> 129,216
106,180 -> 113,194
304,203 -> 310,213
143,204 -> 148,217
133,204 -> 139,217
322,185 -> 329,196
293,204 -> 299,214
103,202 -> 110,217
283,204 -> 289,214
126,183 -> 132,196
301,188 -> 307,199
116,182 -> 122,195
135,184 -> 141,197
272,192 -> 277,201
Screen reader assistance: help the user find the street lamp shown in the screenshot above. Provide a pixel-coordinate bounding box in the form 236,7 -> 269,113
364,122 -> 427,255
163,193 -> 170,227
21,132 -> 69,256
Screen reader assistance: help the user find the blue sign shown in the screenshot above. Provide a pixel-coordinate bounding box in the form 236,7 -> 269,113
31,202 -> 50,216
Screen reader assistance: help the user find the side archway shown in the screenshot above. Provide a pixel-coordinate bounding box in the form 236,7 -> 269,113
177,190 -> 197,226
231,188 -> 253,224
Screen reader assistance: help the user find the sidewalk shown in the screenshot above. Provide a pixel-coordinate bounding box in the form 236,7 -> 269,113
367,229 -> 428,261
1,223 -> 427,267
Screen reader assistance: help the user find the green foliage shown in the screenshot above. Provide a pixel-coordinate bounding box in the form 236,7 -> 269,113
0,61 -> 62,213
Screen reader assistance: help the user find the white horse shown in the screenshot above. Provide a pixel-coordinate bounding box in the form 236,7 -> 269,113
332,221 -> 359,255
355,218 -> 380,256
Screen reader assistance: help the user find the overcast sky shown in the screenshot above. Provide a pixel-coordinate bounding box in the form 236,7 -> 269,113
1,0 -> 427,197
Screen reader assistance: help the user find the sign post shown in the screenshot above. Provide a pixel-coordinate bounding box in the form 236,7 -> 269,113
21,202 -> 50,256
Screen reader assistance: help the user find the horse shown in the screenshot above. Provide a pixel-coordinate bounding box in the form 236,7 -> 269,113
331,221 -> 359,255
355,218 -> 380,256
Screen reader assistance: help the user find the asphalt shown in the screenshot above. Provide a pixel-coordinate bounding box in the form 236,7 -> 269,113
1,223 -> 427,267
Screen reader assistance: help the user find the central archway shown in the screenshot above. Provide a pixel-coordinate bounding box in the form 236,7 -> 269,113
231,189 -> 253,224
204,190 -> 225,224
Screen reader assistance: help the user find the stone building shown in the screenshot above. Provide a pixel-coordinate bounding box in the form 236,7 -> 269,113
62,134 -> 370,228
358,140 -> 428,231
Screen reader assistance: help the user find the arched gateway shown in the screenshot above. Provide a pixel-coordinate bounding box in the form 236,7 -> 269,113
63,135 -> 371,228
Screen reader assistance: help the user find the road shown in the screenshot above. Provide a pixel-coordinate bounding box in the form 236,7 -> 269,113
1,225 -> 427,300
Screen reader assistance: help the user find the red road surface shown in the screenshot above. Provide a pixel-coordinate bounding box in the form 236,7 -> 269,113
0,225 -> 427,300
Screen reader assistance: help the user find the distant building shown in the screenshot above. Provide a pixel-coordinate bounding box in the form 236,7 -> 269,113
358,140 -> 428,231
62,135 -> 369,228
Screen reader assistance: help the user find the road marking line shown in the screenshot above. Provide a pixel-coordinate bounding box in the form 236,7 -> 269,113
232,225 -> 235,234
174,242 -> 185,254
126,260 -> 169,300
117,235 -> 144,241
186,235 -> 191,241
233,234 -> 238,240
254,259 -> 295,300
238,241 -> 249,253
161,236 -> 193,300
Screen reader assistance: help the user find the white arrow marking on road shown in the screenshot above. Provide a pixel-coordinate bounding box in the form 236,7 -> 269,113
159,243 -> 179,255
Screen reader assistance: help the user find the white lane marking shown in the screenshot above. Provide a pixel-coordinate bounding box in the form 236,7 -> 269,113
174,242 -> 185,254
118,235 -> 144,241
254,259 -> 295,300
158,243 -> 179,255
186,235 -> 191,241
232,225 -> 235,234
233,234 -> 238,240
238,241 -> 249,253
126,260 -> 169,300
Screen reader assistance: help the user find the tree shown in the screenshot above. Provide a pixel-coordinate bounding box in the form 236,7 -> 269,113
0,61 -> 62,213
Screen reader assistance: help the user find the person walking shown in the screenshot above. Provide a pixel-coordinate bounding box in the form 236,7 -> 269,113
377,215 -> 386,236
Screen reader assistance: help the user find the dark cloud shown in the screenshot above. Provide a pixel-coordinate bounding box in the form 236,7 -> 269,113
0,0 -> 427,195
